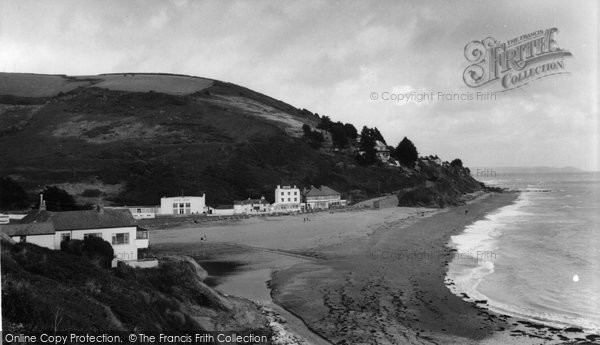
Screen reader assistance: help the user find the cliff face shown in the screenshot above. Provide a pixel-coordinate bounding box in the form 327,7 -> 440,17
397,160 -> 485,208
0,73 -> 483,207
1,240 -> 269,333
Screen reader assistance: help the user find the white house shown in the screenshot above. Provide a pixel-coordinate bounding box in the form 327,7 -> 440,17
273,185 -> 301,213
208,205 -> 235,216
0,207 -> 154,268
233,196 -> 271,214
0,213 -> 27,224
160,195 -> 206,215
304,185 -> 347,210
375,140 -> 391,162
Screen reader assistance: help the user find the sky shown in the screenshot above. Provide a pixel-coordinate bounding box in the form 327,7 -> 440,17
0,0 -> 598,170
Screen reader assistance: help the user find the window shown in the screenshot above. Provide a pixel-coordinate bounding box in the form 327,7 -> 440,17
84,233 -> 102,239
294,191 -> 297,195
281,192 -> 284,196
172,203 -> 178,208
288,198 -> 291,202
61,233 -> 71,242
19,236 -> 26,243
136,208 -> 142,213
288,192 -> 290,195
112,233 -> 129,245
294,198 -> 297,202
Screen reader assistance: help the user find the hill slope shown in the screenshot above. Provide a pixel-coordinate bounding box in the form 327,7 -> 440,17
1,240 -> 269,332
0,72 -> 483,206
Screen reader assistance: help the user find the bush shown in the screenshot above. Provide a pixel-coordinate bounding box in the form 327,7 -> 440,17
81,189 -> 103,197
82,237 -> 114,268
60,239 -> 83,255
60,237 -> 114,268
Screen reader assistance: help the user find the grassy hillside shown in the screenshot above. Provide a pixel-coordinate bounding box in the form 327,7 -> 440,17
0,72 -> 483,207
1,239 -> 269,333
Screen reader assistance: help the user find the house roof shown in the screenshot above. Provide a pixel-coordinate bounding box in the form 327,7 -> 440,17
305,185 -> 341,197
1,222 -> 55,236
20,208 -> 136,231
233,198 -> 269,205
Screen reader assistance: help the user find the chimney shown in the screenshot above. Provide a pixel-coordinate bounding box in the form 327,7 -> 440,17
39,193 -> 46,211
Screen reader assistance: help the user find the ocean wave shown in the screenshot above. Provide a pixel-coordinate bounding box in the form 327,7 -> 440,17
446,189 -> 600,334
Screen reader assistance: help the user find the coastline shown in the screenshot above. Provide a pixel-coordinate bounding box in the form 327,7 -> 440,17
150,192 -> 596,344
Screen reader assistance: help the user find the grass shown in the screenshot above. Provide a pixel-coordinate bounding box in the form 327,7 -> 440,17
0,73 -> 482,207
1,240 -> 268,332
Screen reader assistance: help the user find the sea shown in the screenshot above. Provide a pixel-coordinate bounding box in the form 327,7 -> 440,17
446,171 -> 600,333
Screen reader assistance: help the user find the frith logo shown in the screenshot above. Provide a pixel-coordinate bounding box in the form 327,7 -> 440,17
463,28 -> 572,91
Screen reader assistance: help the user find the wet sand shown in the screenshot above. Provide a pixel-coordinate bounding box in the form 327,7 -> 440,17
150,193 -> 594,344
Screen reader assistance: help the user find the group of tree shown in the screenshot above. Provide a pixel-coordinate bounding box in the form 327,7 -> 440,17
302,124 -> 325,149
1,177 -> 92,212
316,115 -> 358,148
0,176 -> 30,210
356,126 -> 386,165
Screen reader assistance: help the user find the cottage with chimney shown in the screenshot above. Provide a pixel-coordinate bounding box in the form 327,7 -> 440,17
0,195 -> 154,268
233,196 -> 271,214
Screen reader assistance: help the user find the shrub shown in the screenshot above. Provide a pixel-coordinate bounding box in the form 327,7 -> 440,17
81,189 -> 103,197
60,239 -> 83,255
82,237 -> 114,269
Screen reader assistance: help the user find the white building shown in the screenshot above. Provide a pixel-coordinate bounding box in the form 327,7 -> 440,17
0,207 -> 154,268
160,195 -> 206,215
273,185 -> 301,213
375,140 -> 391,162
304,185 -> 347,210
233,196 -> 271,214
208,205 -> 235,216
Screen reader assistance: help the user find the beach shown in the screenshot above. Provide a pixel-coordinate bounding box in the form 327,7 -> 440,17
150,192 -> 594,344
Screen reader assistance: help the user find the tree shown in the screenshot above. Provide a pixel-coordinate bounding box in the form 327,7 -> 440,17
393,137 -> 419,167
0,176 -> 30,210
330,122 -> 349,148
302,124 -> 312,135
372,127 -> 386,144
357,126 -> 378,165
37,186 -> 90,211
316,115 -> 333,131
343,123 -> 358,139
450,158 -> 463,167
301,125 -> 325,149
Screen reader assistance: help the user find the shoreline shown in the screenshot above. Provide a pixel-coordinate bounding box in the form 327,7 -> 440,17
269,192 -> 517,344
150,192 -> 597,344
269,192 -> 596,344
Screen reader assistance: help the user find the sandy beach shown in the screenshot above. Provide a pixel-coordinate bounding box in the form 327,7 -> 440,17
150,193 -> 594,344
